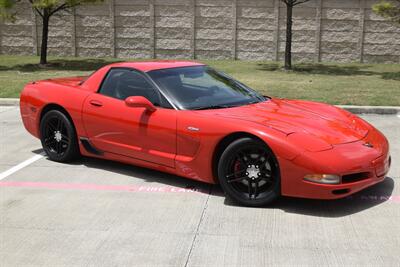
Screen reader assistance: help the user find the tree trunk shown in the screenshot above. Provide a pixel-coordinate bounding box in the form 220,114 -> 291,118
284,3 -> 293,70
40,11 -> 50,65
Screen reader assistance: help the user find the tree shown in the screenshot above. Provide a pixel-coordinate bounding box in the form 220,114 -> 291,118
373,0 -> 400,24
0,0 -> 103,65
281,0 -> 311,70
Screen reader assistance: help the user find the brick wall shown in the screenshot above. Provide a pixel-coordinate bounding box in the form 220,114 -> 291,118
0,0 -> 399,63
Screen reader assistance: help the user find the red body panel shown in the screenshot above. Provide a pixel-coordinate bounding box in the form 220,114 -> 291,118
19,61 -> 391,200
82,94 -> 177,167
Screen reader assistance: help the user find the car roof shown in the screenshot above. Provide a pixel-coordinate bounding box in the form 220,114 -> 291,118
107,61 -> 205,72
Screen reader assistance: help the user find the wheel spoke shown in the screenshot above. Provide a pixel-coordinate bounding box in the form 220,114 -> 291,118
60,139 -> 69,145
254,181 -> 259,199
238,152 -> 250,166
57,140 -> 63,153
254,152 -> 268,166
261,169 -> 272,177
259,173 -> 273,183
259,161 -> 271,171
54,140 -> 59,153
48,121 -> 57,132
228,176 -> 248,183
56,118 -> 62,131
250,148 -> 258,156
226,169 -> 246,178
247,181 -> 252,198
45,139 -> 57,146
61,134 -> 70,142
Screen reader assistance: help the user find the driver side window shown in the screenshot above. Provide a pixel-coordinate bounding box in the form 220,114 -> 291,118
99,68 -> 162,106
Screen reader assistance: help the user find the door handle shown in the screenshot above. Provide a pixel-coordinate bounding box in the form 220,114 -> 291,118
90,100 -> 103,107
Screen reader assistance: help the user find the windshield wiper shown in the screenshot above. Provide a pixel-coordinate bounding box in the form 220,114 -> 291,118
192,104 -> 235,110
247,100 -> 262,105
192,100 -> 264,110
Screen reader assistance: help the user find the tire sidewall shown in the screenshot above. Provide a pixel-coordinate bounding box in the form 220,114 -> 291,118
217,137 -> 281,207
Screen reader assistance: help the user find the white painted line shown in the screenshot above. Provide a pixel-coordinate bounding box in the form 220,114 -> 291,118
0,154 -> 44,181
397,114 -> 400,118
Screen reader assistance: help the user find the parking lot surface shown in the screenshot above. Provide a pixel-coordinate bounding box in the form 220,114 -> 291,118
0,106 -> 399,267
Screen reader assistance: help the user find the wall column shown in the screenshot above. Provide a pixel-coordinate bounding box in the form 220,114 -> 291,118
315,0 -> 322,62
149,0 -> 156,59
190,0 -> 196,59
0,14 -> 3,55
71,7 -> 77,57
358,0 -> 366,63
31,8 -> 38,55
273,0 -> 280,61
109,0 -> 116,58
232,0 -> 237,60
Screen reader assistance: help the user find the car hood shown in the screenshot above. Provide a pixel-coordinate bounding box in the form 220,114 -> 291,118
204,98 -> 369,145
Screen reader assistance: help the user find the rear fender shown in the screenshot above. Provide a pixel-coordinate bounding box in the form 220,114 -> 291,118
20,82 -> 90,139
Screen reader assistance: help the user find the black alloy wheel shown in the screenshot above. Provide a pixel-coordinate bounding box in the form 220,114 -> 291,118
218,137 -> 280,207
40,110 -> 80,162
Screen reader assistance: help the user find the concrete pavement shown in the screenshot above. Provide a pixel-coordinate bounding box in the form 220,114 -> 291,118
0,106 -> 399,266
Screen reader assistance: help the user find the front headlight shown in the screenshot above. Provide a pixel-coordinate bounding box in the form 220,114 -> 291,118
303,174 -> 341,184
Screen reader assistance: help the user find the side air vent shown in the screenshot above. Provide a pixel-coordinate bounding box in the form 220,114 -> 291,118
80,138 -> 103,155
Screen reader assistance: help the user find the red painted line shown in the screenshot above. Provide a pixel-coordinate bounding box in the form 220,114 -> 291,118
1,181 -> 398,203
0,181 -> 205,194
345,194 -> 400,203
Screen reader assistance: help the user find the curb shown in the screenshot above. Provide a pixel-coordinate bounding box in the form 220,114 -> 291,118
336,105 -> 400,115
0,98 -> 19,106
0,98 -> 399,115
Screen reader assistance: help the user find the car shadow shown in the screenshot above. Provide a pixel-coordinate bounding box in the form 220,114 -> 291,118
224,177 -> 395,217
42,153 -> 213,193
33,150 -> 395,218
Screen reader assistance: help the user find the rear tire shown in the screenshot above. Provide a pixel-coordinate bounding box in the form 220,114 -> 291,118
217,137 -> 281,207
40,110 -> 80,162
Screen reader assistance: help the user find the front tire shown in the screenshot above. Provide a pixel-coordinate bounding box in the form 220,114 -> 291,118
217,137 -> 281,207
40,110 -> 80,162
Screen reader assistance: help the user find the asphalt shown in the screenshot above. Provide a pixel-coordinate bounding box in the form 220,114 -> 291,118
0,106 -> 399,267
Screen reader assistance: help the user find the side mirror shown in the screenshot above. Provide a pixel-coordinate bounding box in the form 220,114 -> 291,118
125,96 -> 156,113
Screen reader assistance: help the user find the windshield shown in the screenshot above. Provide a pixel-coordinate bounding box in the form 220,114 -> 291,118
147,66 -> 267,110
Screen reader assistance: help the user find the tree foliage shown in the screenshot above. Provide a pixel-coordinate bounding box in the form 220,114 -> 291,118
0,0 -> 103,64
373,0 -> 400,23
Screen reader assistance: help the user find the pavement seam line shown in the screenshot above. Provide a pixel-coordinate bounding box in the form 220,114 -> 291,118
0,153 -> 44,180
184,185 -> 212,267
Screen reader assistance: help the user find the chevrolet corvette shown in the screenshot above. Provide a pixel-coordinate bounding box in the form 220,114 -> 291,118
20,61 -> 391,206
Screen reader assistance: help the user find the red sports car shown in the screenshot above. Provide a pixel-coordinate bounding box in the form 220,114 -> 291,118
20,61 -> 391,206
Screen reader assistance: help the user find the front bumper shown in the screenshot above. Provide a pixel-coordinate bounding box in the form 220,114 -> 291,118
280,128 -> 390,200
